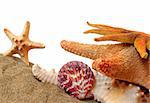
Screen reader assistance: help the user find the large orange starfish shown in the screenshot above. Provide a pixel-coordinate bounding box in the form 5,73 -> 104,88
61,40 -> 150,89
84,22 -> 150,59
3,21 -> 45,65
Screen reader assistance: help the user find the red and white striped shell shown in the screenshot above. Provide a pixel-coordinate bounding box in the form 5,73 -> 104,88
58,61 -> 95,99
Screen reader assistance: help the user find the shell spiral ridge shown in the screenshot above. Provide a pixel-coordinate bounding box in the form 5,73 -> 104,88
57,61 -> 95,99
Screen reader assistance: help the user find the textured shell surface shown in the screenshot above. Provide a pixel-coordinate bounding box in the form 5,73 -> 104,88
58,61 -> 95,99
32,64 -> 58,85
93,71 -> 141,103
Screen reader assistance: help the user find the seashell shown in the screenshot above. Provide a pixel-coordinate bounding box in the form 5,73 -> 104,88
32,64 -> 58,85
93,71 -> 141,103
57,61 -> 95,99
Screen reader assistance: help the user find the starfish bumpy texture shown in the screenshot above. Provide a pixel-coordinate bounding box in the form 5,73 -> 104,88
84,22 -> 150,59
3,21 -> 45,65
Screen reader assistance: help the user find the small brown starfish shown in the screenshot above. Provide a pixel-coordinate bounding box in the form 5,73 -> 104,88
84,22 -> 150,59
3,21 -> 45,65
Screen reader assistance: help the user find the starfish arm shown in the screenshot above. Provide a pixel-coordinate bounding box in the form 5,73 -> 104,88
94,33 -> 136,43
22,21 -> 30,39
27,41 -> 45,49
92,56 -> 150,89
3,45 -> 17,56
60,40 -> 101,60
84,29 -> 121,35
134,36 -> 148,58
4,28 -> 17,41
60,40 -> 133,60
86,22 -> 133,33
20,48 -> 29,65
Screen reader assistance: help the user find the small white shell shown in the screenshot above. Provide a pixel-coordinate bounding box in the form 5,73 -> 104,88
32,64 -> 58,85
93,71 -> 140,103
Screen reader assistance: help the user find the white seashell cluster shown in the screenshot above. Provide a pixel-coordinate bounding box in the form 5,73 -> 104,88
31,64 -> 149,103
32,64 -> 58,85
93,71 -> 141,103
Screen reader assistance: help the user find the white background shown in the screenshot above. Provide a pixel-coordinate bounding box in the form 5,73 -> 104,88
0,0 -> 150,71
